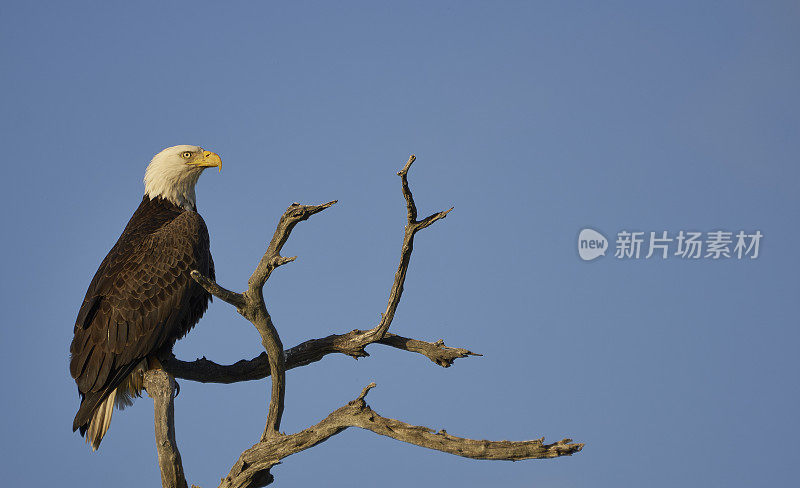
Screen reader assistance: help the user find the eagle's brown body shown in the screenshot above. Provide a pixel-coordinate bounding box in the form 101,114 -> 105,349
69,195 -> 214,449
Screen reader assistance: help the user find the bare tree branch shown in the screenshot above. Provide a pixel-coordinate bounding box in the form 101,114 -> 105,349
192,200 -> 337,441
177,158 -> 460,386
162,332 -> 480,384
360,155 -> 453,345
152,154 -> 584,488
144,369 -> 188,488
189,153 -> 453,442
218,383 -> 584,488
190,271 -> 245,309
244,201 -> 336,440
376,334 -> 479,367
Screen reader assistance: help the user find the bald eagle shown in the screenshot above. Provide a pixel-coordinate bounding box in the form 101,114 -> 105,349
69,145 -> 221,450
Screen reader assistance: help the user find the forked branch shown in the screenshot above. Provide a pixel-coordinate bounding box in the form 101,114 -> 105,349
146,155 -> 583,488
144,369 -> 188,488
362,155 -> 453,344
162,331 -> 480,384
219,383 -> 583,488
192,200 -> 337,441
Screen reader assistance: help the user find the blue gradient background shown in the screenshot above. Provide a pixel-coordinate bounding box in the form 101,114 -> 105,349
1,2 -> 798,487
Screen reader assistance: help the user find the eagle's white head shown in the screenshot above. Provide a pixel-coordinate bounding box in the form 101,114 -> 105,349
143,145 -> 221,210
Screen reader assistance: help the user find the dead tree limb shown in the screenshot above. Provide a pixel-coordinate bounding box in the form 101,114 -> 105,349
361,154 -> 453,345
192,200 -> 336,441
169,155 -> 459,381
144,369 -> 188,488
162,332 -> 480,384
219,383 -> 583,488
143,154 -> 581,488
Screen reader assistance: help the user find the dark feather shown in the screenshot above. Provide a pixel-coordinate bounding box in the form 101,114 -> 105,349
69,195 -> 214,435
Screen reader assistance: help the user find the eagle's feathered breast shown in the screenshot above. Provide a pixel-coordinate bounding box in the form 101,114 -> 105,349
69,195 -> 214,445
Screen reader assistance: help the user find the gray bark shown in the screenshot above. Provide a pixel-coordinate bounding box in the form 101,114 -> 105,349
143,155 -> 582,488
144,370 -> 188,488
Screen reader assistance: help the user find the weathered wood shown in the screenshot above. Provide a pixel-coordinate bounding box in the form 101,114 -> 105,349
218,384 -> 583,488
193,201 -> 336,440
162,332 -> 479,384
141,154 -> 582,488
144,369 -> 188,488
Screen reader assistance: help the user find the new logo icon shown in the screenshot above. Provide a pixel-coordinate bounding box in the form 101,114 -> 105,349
578,228 -> 608,261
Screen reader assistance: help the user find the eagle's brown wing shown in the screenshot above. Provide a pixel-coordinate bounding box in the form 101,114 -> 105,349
69,196 -> 213,435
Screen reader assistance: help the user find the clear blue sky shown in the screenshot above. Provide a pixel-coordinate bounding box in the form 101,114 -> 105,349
1,1 -> 798,487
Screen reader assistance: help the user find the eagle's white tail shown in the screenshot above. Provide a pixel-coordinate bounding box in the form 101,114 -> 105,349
85,389 -> 116,451
80,359 -> 148,450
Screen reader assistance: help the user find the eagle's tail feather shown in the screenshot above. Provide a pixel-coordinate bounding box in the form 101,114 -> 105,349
85,389 -> 116,450
73,359 -> 148,450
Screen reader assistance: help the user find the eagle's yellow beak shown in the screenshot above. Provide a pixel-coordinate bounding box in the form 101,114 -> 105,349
190,150 -> 222,172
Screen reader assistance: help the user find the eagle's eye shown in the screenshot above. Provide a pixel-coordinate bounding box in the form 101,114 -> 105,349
181,151 -> 193,159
